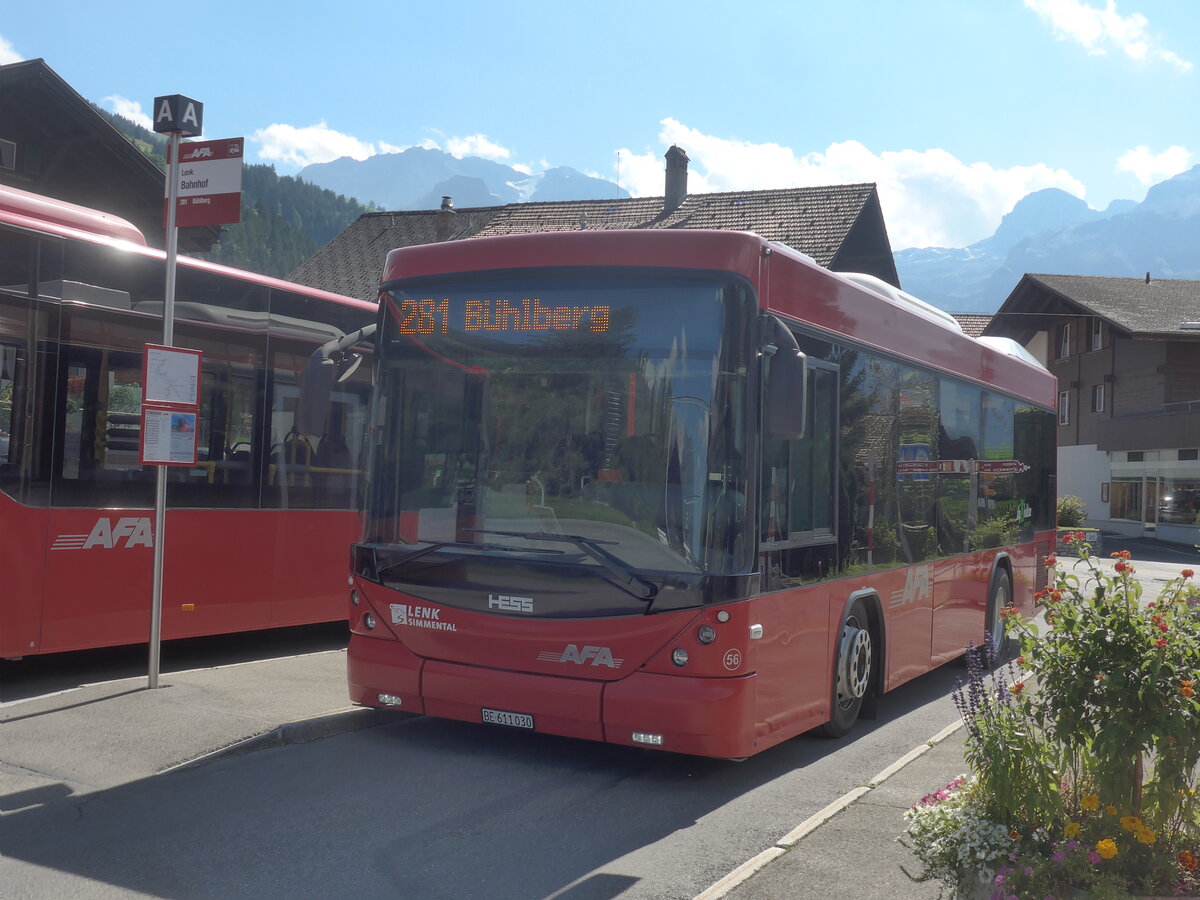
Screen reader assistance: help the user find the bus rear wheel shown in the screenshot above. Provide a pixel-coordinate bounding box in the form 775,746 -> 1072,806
820,598 -> 874,738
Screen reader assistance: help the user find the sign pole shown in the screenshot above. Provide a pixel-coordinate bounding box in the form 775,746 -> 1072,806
148,94 -> 203,690
148,129 -> 182,689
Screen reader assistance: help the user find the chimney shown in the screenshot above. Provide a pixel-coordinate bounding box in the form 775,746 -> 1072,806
436,196 -> 455,242
664,145 -> 689,215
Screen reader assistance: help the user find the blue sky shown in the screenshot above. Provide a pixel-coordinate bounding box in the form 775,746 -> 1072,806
2,0 -> 1196,249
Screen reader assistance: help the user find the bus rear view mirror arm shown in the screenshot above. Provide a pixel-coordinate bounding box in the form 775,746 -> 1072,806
295,323 -> 377,436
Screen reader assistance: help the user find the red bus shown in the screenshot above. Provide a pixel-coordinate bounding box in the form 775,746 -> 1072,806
0,185 -> 375,658
343,229 -> 1056,758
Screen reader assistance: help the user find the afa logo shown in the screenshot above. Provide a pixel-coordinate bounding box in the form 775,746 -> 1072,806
537,644 -> 624,669
51,517 -> 153,551
889,565 -> 932,609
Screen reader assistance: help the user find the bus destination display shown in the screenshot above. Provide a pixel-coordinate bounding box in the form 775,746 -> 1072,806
394,298 -> 611,335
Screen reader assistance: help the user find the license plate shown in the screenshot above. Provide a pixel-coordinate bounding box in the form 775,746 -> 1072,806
482,708 -> 534,729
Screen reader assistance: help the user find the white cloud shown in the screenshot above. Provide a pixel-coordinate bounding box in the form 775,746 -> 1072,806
252,122 -> 389,168
102,95 -> 153,131
444,134 -> 512,162
1024,0 -> 1192,72
252,124 -> 519,171
1116,144 -> 1193,184
615,119 -> 1087,249
0,34 -> 22,65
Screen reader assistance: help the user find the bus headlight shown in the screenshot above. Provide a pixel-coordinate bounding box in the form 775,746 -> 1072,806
671,648 -> 689,667
364,612 -> 377,630
697,624 -> 717,644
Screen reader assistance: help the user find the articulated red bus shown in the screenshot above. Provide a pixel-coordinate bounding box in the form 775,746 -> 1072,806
0,184 -> 375,658
344,229 -> 1056,758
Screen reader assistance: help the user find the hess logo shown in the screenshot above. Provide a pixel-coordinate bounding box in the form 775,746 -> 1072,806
488,593 -> 533,613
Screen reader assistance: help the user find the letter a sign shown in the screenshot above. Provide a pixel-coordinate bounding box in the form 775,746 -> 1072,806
153,95 -> 203,137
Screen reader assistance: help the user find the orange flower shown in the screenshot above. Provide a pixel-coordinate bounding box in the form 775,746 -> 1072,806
1096,838 -> 1118,859
1044,555 -> 1058,567
1183,568 -> 1195,579
1183,681 -> 1196,699
1180,850 -> 1199,871
1010,682 -> 1025,696
1081,794 -> 1101,811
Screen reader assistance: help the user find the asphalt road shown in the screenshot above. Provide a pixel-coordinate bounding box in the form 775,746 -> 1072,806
1,653 -> 965,899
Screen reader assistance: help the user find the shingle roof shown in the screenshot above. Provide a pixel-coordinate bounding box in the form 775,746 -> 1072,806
952,314 -> 993,337
289,182 -> 897,303
990,273 -> 1200,339
288,207 -> 504,300
473,184 -> 880,267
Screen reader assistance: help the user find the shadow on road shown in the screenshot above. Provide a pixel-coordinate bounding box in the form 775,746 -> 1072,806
0,621 -> 349,703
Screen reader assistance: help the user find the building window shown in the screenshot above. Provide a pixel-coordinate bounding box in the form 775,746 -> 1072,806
1058,390 -> 1070,425
1057,323 -> 1071,359
1091,384 -> 1105,413
1180,449 -> 1199,461
1090,317 -> 1103,351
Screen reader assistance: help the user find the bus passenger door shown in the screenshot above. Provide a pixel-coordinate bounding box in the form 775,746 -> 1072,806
754,361 -> 840,743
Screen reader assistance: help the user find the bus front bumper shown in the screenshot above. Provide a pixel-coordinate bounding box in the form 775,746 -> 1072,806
348,633 -> 758,759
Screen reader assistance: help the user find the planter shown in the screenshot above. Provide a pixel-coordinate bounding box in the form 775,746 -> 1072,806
954,868 -> 1197,900
1056,528 -> 1102,556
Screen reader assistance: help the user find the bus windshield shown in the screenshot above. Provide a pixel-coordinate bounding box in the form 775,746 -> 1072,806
366,271 -> 753,581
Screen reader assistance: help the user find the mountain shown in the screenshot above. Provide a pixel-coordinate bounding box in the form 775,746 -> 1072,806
197,164 -> 369,276
895,188 -> 1131,313
298,147 -> 628,210
895,170 -> 1200,314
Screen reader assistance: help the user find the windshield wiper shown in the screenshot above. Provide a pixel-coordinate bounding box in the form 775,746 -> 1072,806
375,540 -> 561,577
467,529 -> 657,601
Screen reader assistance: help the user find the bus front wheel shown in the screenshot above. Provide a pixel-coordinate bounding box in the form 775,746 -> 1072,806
819,598 -> 874,738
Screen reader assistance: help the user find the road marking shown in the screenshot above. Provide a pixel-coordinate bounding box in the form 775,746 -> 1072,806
693,719 -> 966,900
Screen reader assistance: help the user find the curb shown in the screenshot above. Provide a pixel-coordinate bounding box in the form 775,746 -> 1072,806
693,719 -> 965,900
164,707 -> 404,774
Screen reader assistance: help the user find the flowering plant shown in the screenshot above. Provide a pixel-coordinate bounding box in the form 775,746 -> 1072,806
902,537 -> 1200,899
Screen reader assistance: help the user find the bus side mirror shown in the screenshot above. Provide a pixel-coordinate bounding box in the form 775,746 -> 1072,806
295,323 -> 377,436
296,353 -> 336,436
762,315 -> 807,440
767,347 -> 807,439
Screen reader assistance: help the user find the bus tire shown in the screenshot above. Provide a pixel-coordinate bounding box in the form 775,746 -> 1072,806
984,566 -> 1014,663
819,597 -> 874,738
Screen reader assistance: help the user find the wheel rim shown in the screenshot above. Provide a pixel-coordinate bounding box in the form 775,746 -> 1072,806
836,618 -> 872,707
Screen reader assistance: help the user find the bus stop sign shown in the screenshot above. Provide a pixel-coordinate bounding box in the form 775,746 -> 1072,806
153,95 -> 203,137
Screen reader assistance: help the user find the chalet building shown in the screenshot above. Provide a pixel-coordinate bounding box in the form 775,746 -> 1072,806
0,58 -> 219,252
289,146 -> 900,302
984,273 -> 1200,544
